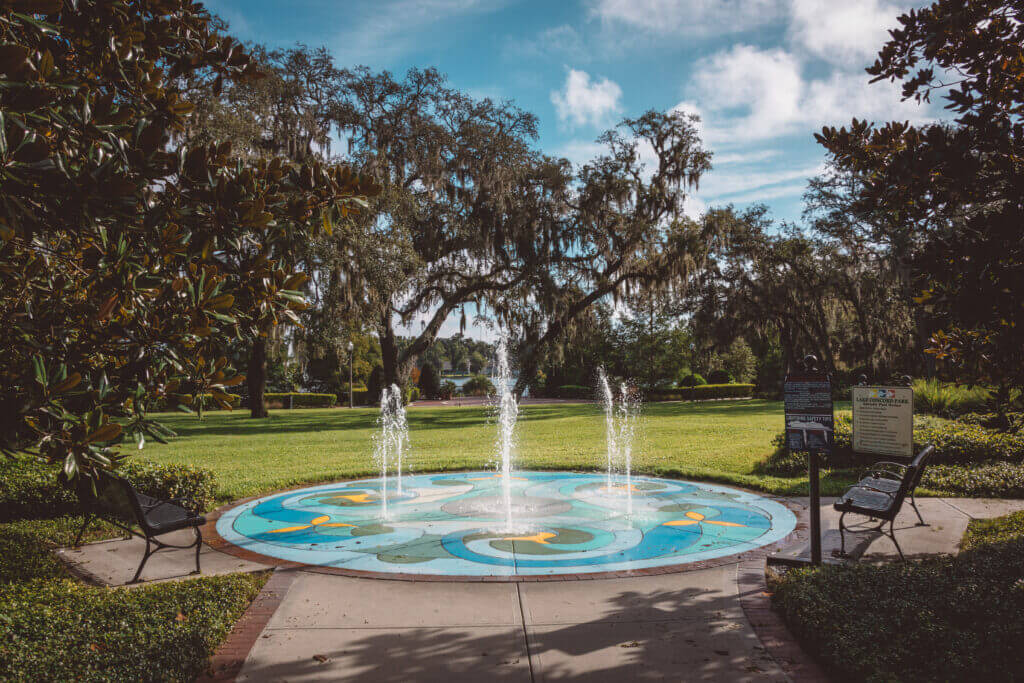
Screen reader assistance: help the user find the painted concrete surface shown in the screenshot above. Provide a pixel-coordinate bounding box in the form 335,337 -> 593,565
216,472 -> 797,577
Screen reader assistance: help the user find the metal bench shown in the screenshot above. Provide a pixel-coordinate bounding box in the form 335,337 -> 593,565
834,444 -> 935,560
74,470 -> 206,583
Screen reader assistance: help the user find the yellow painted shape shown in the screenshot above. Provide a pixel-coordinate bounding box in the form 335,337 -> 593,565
267,525 -> 312,533
503,531 -> 557,544
332,493 -> 373,503
319,522 -> 356,528
685,511 -> 705,521
663,519 -> 699,527
310,515 -> 331,525
705,520 -> 744,527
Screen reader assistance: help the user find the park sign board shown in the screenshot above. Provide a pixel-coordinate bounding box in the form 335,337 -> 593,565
852,386 -> 914,458
784,373 -> 833,454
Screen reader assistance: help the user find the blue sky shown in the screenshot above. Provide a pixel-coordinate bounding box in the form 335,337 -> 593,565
206,0 -> 938,339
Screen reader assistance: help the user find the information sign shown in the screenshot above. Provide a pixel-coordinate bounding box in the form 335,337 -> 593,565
784,373 -> 833,453
852,386 -> 914,458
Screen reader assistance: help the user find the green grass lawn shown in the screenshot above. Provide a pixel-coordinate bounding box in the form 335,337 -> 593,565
140,399 -> 856,501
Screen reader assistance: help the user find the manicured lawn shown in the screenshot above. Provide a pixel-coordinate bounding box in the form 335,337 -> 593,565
139,400 -> 856,501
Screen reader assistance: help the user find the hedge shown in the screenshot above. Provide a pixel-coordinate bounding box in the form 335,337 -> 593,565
553,384 -> 592,399
0,516 -> 266,683
262,392 -> 336,408
647,384 -> 754,401
0,458 -> 217,521
336,388 -> 371,406
770,513 -> 1024,682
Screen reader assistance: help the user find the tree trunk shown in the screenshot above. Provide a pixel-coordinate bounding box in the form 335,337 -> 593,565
248,336 -> 269,418
380,313 -> 400,389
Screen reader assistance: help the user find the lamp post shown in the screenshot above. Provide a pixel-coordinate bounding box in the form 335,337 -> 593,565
347,341 -> 354,409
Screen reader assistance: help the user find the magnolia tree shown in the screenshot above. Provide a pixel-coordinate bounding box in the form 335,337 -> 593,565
0,1 -> 377,480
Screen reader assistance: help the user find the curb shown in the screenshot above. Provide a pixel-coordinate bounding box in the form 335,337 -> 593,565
197,568 -> 298,682
737,560 -> 831,682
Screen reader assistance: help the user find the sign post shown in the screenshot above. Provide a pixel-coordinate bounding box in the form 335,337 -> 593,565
779,355 -> 833,567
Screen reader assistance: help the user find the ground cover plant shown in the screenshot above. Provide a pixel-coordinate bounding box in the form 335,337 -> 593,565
771,510 -> 1024,682
0,515 -> 267,682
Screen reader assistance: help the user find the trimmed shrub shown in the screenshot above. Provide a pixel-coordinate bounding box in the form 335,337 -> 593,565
770,516 -> 1024,683
678,373 -> 707,387
263,392 -> 336,408
438,380 -> 457,400
418,362 -> 441,399
706,369 -> 733,385
647,384 -> 754,402
0,568 -> 266,682
921,461 -> 1024,498
405,386 -> 420,404
335,387 -> 370,406
0,458 -> 217,521
554,384 -> 592,399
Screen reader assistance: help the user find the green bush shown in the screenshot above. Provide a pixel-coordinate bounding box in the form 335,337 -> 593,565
438,380 -> 457,400
913,378 -> 991,417
706,369 -> 733,385
463,374 -> 496,396
960,411 -> 1024,433
335,387 -> 370,406
263,392 -> 337,408
0,458 -> 217,522
0,570 -> 266,682
771,514 -> 1024,682
405,386 -> 421,403
678,373 -> 707,387
647,384 -> 754,402
920,462 -> 1024,498
553,384 -> 592,399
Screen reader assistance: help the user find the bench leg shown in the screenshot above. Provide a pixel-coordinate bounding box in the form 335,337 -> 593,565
838,512 -> 848,557
909,493 -> 927,526
130,538 -> 153,584
886,519 -> 905,561
192,526 -> 202,575
73,514 -> 94,547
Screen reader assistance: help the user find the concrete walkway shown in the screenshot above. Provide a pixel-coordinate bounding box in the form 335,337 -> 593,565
56,496 -> 1024,681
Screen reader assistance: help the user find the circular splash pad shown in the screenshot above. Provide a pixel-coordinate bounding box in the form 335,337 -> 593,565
216,471 -> 797,578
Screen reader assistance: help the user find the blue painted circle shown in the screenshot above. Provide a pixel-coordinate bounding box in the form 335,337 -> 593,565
216,471 -> 796,577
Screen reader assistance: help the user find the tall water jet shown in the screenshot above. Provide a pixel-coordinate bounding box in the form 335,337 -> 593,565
373,384 -> 409,520
493,338 -> 519,531
597,367 -> 617,491
617,382 -> 638,517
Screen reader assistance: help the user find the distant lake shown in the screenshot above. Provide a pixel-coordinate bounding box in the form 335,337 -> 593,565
444,375 -> 527,397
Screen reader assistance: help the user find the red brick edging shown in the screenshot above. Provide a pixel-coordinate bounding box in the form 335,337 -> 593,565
737,560 -> 831,682
197,568 -> 298,682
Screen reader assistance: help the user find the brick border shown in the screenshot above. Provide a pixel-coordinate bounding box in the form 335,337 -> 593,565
202,474 -> 810,582
737,560 -> 831,682
197,568 -> 298,682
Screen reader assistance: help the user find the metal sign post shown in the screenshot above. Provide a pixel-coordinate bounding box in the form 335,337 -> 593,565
770,355 -> 833,568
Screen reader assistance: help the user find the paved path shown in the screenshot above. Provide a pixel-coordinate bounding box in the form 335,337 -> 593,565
58,496 -> 1024,681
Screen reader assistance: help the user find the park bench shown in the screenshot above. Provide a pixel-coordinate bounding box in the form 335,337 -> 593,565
74,470 -> 206,583
834,444 -> 935,560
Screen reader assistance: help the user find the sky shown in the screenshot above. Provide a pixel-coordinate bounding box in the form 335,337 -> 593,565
205,0 -> 938,340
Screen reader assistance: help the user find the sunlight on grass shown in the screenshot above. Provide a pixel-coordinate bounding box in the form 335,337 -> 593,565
139,400 -> 840,501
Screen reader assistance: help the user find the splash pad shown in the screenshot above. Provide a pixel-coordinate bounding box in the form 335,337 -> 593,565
215,471 -> 797,579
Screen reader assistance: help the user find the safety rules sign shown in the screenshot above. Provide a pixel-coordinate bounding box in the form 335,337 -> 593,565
852,386 -> 914,458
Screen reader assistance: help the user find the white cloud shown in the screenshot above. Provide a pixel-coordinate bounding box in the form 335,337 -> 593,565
787,0 -> 907,65
698,163 -> 823,201
713,149 -> 781,164
682,44 -> 932,145
551,69 -> 623,128
588,0 -> 786,37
